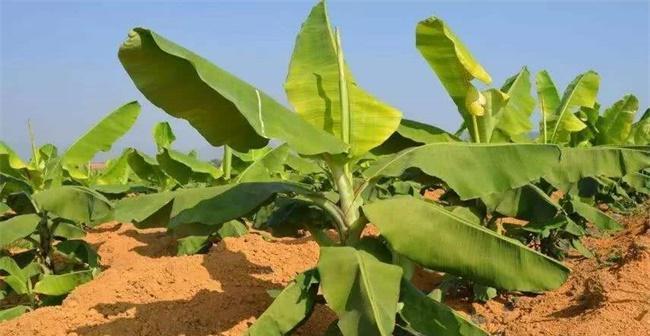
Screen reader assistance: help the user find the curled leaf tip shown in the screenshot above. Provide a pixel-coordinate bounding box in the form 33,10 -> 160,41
121,29 -> 143,50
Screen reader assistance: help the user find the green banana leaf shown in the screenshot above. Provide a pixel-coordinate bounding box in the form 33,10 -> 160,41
246,269 -> 319,335
118,28 -> 346,155
0,141 -> 29,172
536,70 -> 561,143
396,119 -> 459,144
622,171 -> 650,194
94,149 -> 132,185
569,198 -> 622,231
115,182 -> 315,231
61,101 -> 140,179
0,257 -> 30,294
544,147 -> 650,192
548,71 -> 599,143
56,240 -> 100,268
594,95 -> 639,145
235,144 -> 290,183
126,149 -> 171,188
285,1 -> 401,156
157,148 -> 221,185
176,235 -> 211,256
475,89 -> 509,143
318,246 -> 403,336
416,16 -> 491,139
0,201 -> 9,214
0,142 -> 37,187
364,143 -> 561,200
52,220 -> 86,240
33,270 -> 94,296
33,186 -> 113,226
627,108 -> 650,145
114,191 -> 175,228
398,281 -> 487,336
30,144 -> 58,171
0,305 -> 30,322
370,119 -> 459,156
482,183 -> 561,222
0,214 -> 40,247
153,121 -> 177,150
494,67 -> 536,141
364,197 -> 570,291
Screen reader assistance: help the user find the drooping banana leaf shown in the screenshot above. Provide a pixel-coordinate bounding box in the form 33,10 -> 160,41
113,190 -> 175,228
115,182 -> 315,231
32,186 -> 113,226
548,71 -> 600,143
118,28 -> 346,155
370,119 -> 459,156
622,171 -> 650,194
4,191 -> 37,215
544,147 -> 650,192
0,214 -> 41,248
396,119 -> 459,144
318,246 -> 403,336
482,183 -> 561,222
52,220 -> 86,240
285,1 -> 401,157
61,101 -> 141,179
569,198 -> 622,231
0,172 -> 34,198
0,257 -> 29,294
33,270 -> 94,296
364,143 -> 561,200
246,269 -> 319,335
364,197 -> 569,291
595,95 -> 639,145
0,141 -> 31,180
0,305 -> 30,322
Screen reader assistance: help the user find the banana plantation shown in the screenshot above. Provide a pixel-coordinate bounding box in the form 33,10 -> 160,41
1,1 -> 648,335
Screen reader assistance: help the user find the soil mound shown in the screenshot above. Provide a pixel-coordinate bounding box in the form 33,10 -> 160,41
1,207 -> 648,335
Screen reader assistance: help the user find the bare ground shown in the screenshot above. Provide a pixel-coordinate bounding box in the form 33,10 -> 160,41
0,206 -> 648,336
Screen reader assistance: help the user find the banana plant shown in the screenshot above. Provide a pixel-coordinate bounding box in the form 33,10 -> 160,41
536,71 -> 644,147
151,121 -> 222,186
116,2 -> 571,334
414,11 -> 650,264
0,101 -> 141,193
0,185 -> 110,321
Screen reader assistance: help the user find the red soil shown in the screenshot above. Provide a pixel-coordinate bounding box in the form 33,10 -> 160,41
0,206 -> 648,335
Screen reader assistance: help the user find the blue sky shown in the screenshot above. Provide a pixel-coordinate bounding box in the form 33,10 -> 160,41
1,0 -> 649,160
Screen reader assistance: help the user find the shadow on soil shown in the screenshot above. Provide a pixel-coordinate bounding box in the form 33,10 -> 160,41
73,249 -> 282,336
121,229 -> 176,258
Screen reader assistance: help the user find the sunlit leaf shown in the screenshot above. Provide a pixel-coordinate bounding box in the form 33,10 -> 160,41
285,1 -> 401,156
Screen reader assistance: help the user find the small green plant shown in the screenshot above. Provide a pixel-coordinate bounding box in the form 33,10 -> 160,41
0,186 -> 110,321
